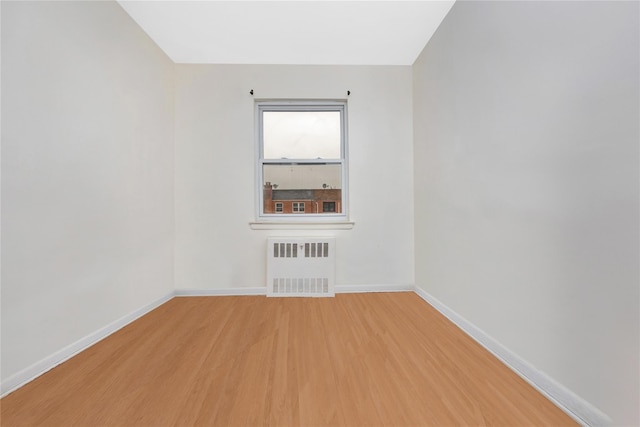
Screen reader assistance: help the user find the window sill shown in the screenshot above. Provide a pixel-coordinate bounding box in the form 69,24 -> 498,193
249,221 -> 355,230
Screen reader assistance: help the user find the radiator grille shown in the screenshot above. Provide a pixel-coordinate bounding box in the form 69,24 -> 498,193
273,242 -> 329,258
267,238 -> 335,297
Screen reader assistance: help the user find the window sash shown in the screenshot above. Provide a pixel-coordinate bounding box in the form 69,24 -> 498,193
256,100 -> 348,221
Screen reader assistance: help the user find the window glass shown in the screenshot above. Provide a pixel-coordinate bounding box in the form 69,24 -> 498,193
263,111 -> 341,160
263,164 -> 341,190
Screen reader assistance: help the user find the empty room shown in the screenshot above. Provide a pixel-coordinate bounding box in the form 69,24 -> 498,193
1,0 -> 638,426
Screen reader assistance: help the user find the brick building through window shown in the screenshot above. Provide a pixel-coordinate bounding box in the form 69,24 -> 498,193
263,182 -> 342,214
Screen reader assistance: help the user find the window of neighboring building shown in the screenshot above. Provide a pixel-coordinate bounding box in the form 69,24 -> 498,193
323,201 -> 336,213
257,100 -> 348,221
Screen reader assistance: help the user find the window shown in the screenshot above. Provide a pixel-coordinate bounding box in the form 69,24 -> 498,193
323,201 -> 336,212
257,100 -> 348,221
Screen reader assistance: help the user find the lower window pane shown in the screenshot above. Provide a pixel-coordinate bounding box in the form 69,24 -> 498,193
263,164 -> 342,214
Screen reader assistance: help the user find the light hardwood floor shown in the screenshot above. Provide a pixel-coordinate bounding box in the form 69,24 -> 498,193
1,293 -> 577,426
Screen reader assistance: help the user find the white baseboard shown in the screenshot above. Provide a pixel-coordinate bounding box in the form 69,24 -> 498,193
0,292 -> 175,398
174,285 -> 414,297
335,284 -> 414,293
174,287 -> 266,296
413,286 -> 611,427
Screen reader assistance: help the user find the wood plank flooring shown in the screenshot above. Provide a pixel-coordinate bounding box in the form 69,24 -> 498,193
1,293 -> 577,426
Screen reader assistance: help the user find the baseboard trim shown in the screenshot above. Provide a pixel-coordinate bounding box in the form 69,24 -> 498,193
174,287 -> 267,296
1,292 -> 175,398
413,286 -> 611,427
335,284 -> 414,293
174,285 -> 414,297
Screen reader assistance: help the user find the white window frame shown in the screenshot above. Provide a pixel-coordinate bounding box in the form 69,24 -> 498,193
275,202 -> 283,213
293,202 -> 305,213
255,100 -> 348,222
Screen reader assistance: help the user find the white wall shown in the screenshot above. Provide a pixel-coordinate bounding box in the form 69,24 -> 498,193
413,1 -> 639,425
1,1 -> 174,383
174,65 -> 414,290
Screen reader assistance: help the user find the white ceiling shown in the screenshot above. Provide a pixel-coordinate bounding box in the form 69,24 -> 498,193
117,1 -> 456,65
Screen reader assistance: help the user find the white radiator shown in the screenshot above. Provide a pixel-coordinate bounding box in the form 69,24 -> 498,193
266,237 -> 336,297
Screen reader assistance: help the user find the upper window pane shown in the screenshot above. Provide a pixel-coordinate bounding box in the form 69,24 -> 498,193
263,111 -> 341,159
